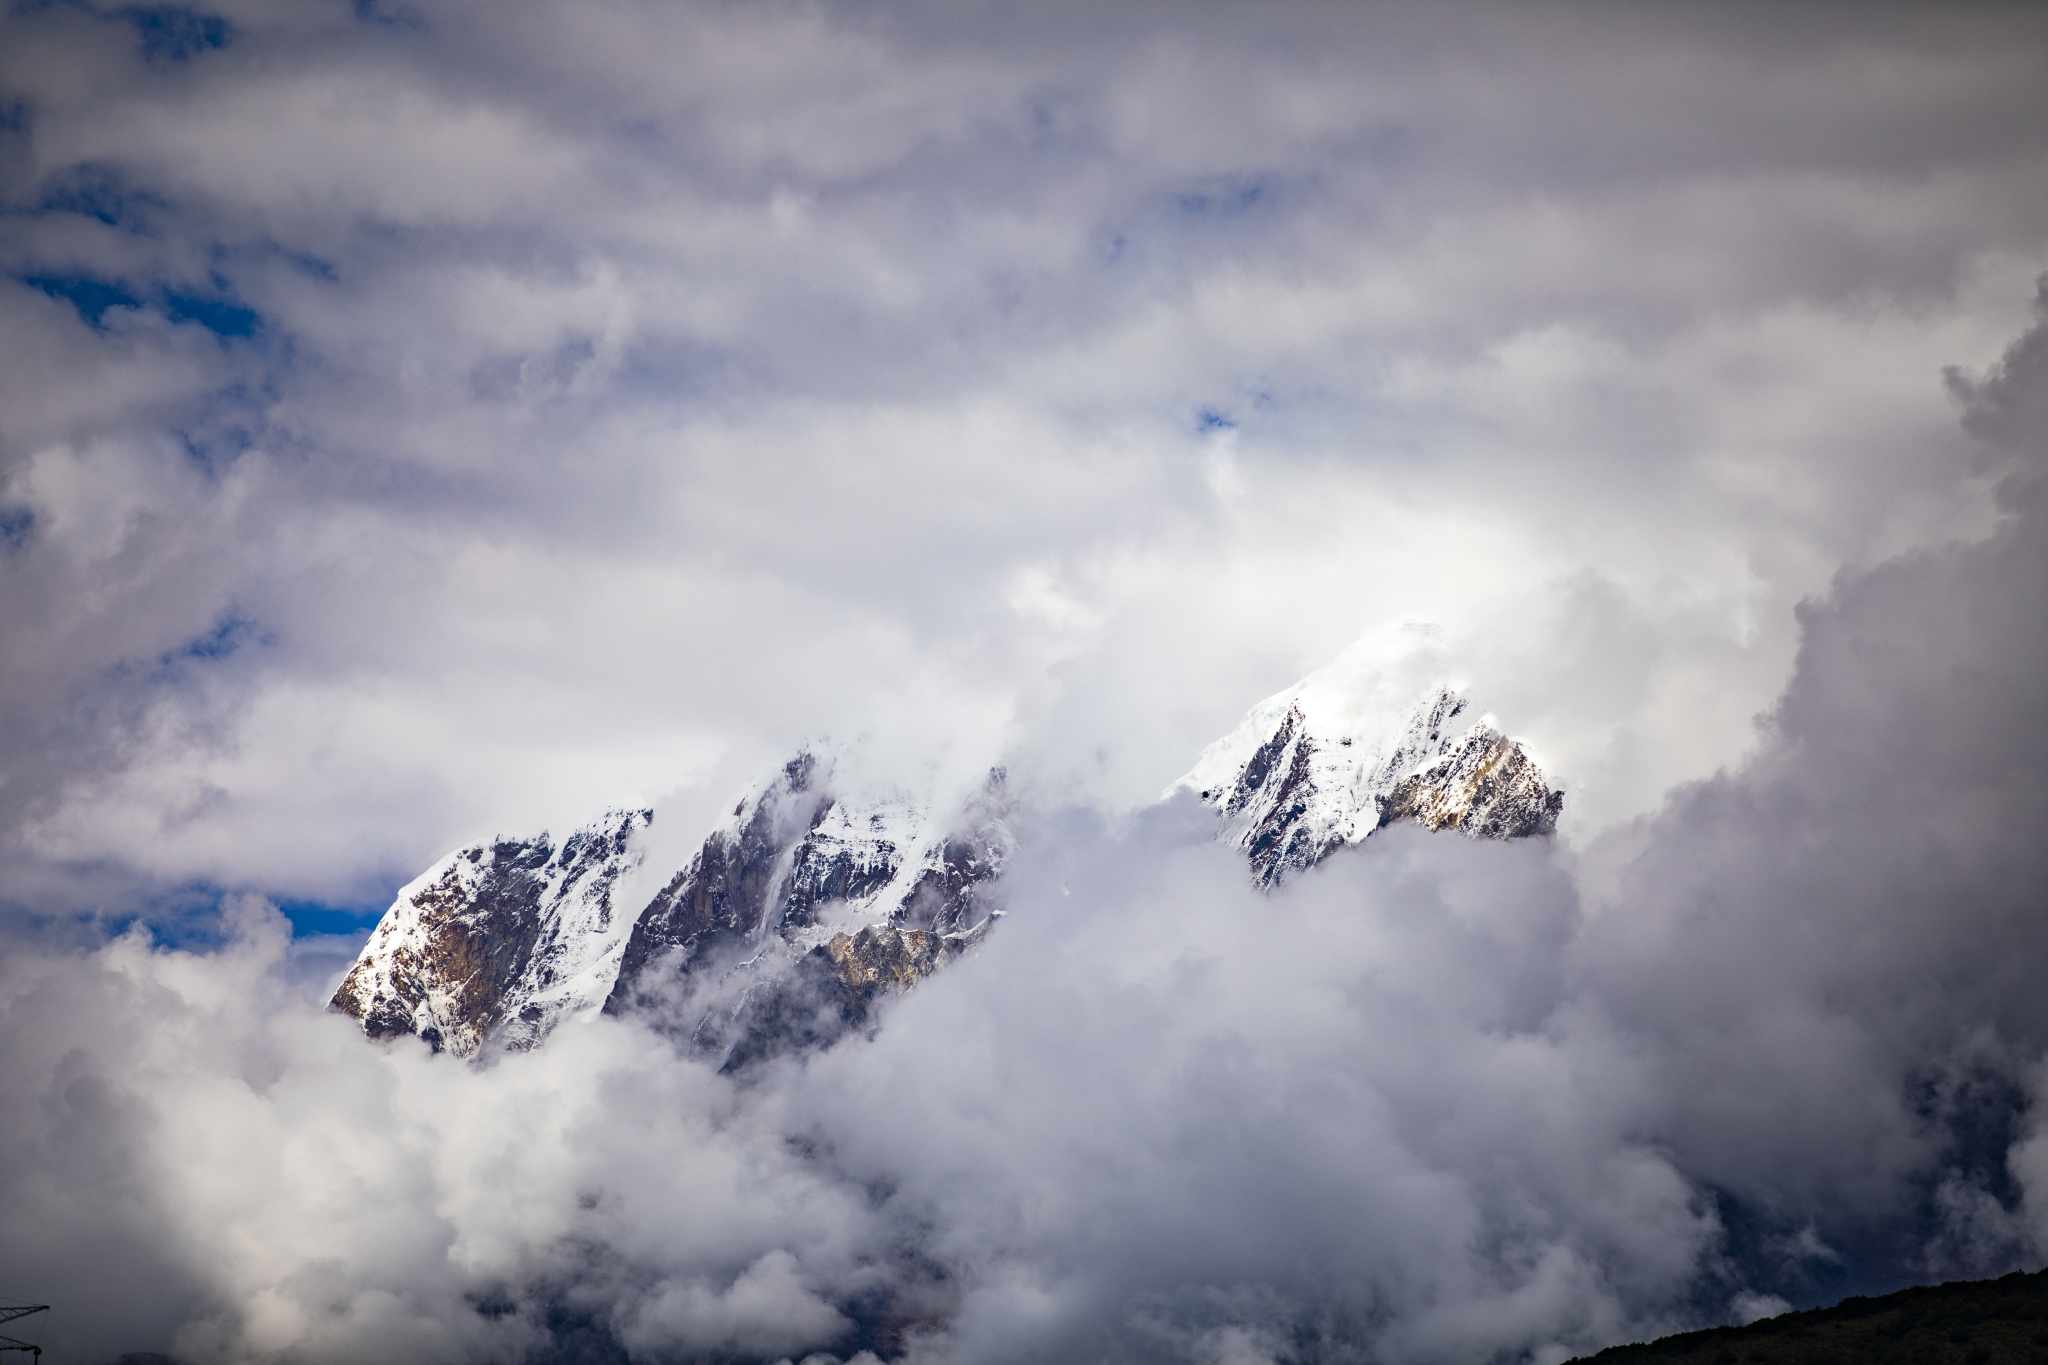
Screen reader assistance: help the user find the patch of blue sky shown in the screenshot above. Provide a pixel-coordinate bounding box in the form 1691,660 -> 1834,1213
163,289 -> 260,338
93,607 -> 268,686
23,273 -> 141,327
82,882 -> 247,953
20,271 -> 265,341
276,898 -> 391,938
1197,408 -> 1238,433
0,506 -> 35,550
285,250 -> 338,282
122,5 -> 234,63
175,419 -> 257,477
36,163 -> 168,230
161,609 -> 268,666
95,884 -> 388,953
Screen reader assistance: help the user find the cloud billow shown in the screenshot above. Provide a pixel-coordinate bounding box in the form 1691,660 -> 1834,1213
3,324 -> 2046,1354
2,3 -> 2048,1362
3,0 -> 2045,904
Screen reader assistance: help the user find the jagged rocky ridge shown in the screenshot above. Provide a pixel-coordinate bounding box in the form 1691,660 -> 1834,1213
1171,678 -> 1562,886
606,751 -> 1013,1070
331,808 -> 652,1056
332,674 -> 1563,1060
333,751 -> 1012,1062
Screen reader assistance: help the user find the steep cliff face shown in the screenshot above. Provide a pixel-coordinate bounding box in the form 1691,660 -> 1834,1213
602,752 -> 833,1021
330,751 -> 1011,1062
332,652 -> 1561,1062
1173,679 -> 1561,885
329,808 -> 650,1055
1377,726 -> 1564,839
606,755 -> 1011,1069
704,922 -> 985,1076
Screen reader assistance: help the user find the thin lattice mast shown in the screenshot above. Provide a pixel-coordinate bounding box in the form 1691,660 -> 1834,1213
0,1304 -> 48,1362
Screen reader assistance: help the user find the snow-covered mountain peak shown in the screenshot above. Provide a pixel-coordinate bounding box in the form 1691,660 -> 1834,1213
605,748 -> 1011,1022
329,806 -> 653,1056
329,737 -> 1014,1062
1171,666 -> 1562,885
331,646 -> 1554,1062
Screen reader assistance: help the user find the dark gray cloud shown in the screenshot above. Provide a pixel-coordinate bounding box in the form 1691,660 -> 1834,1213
1571,292 -> 2048,1294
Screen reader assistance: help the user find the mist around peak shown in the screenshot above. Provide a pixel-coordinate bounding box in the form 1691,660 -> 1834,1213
3,4 -> 2047,1361
3,354 -> 2046,1357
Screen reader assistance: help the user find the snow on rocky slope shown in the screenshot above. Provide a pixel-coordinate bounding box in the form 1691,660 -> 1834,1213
329,808 -> 652,1056
1170,667 -> 1562,886
330,753 -> 1011,1061
605,749 -> 1013,1070
331,653 -> 1561,1059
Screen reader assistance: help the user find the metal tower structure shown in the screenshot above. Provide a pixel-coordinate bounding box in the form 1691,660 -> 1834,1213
0,1305 -> 47,1361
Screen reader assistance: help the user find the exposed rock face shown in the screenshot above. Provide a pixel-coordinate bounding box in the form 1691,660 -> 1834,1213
333,652 -> 1562,1062
1173,679 -> 1561,885
1377,726 -> 1564,839
602,752 -> 834,1020
708,922 -> 979,1076
329,808 -> 650,1055
330,750 -> 1011,1062
605,756 -> 1007,1011
825,923 -> 950,993
607,755 -> 1011,1070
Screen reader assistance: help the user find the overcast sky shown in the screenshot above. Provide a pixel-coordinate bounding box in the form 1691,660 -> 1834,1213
3,0 -> 2043,921
2,3 -> 2047,1363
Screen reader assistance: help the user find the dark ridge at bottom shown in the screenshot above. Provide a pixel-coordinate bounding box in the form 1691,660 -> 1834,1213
1571,1266 -> 2048,1365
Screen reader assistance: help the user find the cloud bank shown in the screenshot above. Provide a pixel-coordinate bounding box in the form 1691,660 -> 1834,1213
3,298 -> 2046,1361
3,0 -> 2045,915
3,2 -> 2048,1361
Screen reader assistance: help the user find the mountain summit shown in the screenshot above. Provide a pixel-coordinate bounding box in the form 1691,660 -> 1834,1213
332,658 -> 1563,1060
330,808 -> 651,1056
1172,678 -> 1562,886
